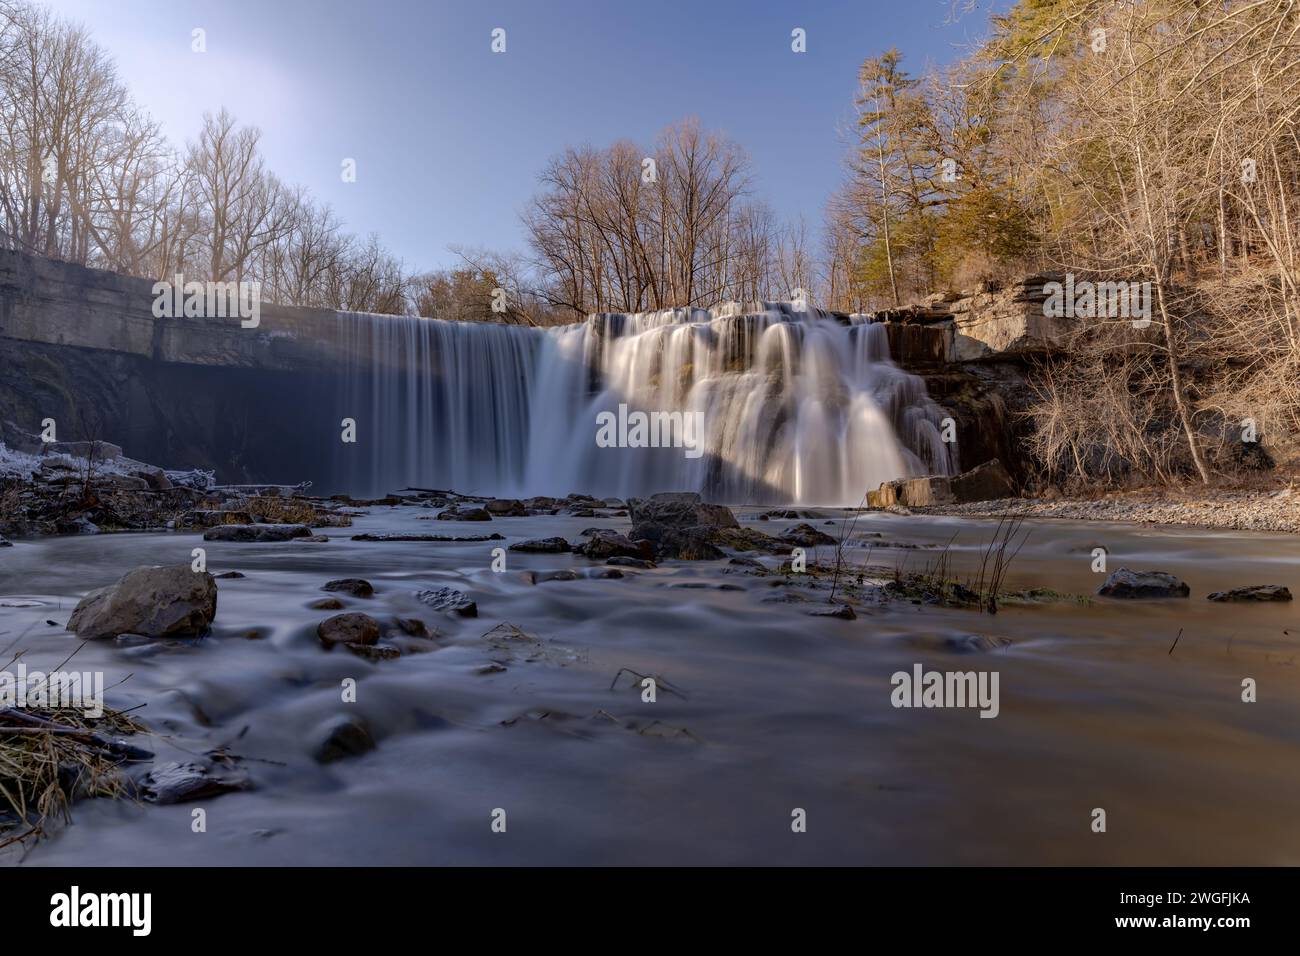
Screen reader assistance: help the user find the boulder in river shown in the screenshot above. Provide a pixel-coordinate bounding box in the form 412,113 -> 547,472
508,536 -> 572,553
485,498 -> 527,516
68,564 -> 217,639
627,491 -> 739,530
414,586 -> 478,617
574,529 -> 654,561
435,505 -> 492,522
314,715 -> 376,763
1207,585 -> 1292,602
317,612 -> 381,648
1097,567 -> 1190,599
203,523 -> 312,542
779,523 -> 837,547
322,578 -> 374,598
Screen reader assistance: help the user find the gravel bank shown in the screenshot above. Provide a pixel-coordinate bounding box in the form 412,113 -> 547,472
918,487 -> 1300,534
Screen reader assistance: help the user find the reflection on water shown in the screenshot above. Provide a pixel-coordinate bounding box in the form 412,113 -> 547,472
1,507 -> 1298,865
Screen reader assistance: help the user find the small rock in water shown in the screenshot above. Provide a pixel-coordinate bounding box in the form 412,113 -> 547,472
607,555 -> 655,569
310,598 -> 345,610
475,662 -> 507,675
393,617 -> 431,637
1097,567 -> 1190,599
414,586 -> 478,617
318,612 -> 381,648
807,603 -> 857,620
946,634 -> 1012,653
509,536 -> 572,553
780,523 -> 837,547
313,715 -> 376,763
436,506 -> 492,522
214,570 -> 245,579
203,523 -> 312,542
593,568 -> 624,579
0,536 -> 12,547
485,498 -> 527,516
1207,585 -> 1292,602
322,578 -> 374,598
538,569 -> 579,582
346,642 -> 400,661
142,760 -> 252,804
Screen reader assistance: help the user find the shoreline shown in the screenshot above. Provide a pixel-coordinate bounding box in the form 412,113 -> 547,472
912,486 -> 1300,535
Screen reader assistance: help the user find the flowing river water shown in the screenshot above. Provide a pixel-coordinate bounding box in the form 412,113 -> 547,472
2,504 -> 1298,865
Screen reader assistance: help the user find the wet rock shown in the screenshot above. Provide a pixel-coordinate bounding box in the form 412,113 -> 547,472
762,591 -> 810,603
593,568 -> 624,579
485,498 -> 526,516
950,459 -> 1016,503
310,597 -> 345,610
603,497 -> 626,508
627,491 -> 739,530
213,570 -> 245,579
141,760 -> 251,804
55,516 -> 99,535
636,525 -> 726,561
779,523 -> 837,547
0,536 -> 11,547
436,505 -> 492,521
392,617 -> 431,637
509,536 -> 571,553
538,569 -> 579,582
524,496 -> 560,511
1097,567 -> 1190,599
567,506 -> 596,517
474,662 -> 507,675
946,634 -> 1012,653
575,529 -> 654,560
322,578 -> 374,598
352,532 -> 502,541
346,642 -> 401,661
807,603 -> 857,620
313,715 -> 376,763
203,523 -> 312,542
867,481 -> 901,509
317,612 -> 381,648
1207,585 -> 1292,602
712,527 -> 786,552
415,586 -> 478,617
68,564 -> 217,639
607,555 -> 656,569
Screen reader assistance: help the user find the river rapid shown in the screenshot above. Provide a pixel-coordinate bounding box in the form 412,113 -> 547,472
2,505 -> 1298,865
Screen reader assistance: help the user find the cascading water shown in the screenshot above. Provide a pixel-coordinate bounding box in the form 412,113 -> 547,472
335,304 -> 957,504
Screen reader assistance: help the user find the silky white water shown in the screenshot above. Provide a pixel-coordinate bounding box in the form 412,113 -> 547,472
335,305 -> 956,504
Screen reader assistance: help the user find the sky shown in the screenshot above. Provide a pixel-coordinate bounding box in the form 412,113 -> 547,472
47,0 -> 1005,272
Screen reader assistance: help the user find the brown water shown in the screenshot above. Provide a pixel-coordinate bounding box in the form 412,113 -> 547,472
1,507 -> 1297,865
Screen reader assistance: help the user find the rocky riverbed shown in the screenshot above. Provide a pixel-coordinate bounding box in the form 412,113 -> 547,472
919,486 -> 1300,534
3,470 -> 1300,864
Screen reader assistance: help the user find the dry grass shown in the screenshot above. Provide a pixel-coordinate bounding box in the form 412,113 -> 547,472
0,704 -> 148,849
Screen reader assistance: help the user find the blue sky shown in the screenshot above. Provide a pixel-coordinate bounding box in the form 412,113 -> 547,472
49,0 -> 1004,271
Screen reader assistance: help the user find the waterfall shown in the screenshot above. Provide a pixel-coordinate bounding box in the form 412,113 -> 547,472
334,304 -> 957,505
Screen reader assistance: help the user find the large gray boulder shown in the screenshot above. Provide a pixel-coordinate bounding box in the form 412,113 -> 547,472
627,492 -> 738,530
68,564 -> 217,639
